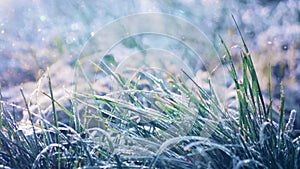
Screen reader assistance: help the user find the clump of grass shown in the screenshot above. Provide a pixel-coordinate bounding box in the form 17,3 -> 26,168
0,73 -> 114,168
0,19 -> 299,168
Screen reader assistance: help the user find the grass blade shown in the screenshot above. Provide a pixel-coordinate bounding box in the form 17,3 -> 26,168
47,67 -> 61,169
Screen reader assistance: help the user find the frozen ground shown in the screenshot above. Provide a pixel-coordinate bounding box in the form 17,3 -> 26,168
0,0 -> 299,123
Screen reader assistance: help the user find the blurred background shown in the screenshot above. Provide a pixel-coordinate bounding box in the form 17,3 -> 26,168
0,0 -> 299,114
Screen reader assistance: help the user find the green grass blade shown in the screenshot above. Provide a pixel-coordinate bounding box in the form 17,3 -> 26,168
279,82 -> 285,134
232,15 -> 267,117
40,91 -> 74,120
20,88 -> 40,152
268,63 -> 273,123
47,67 -> 60,169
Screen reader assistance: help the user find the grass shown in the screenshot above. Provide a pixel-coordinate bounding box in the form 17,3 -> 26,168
0,23 -> 299,169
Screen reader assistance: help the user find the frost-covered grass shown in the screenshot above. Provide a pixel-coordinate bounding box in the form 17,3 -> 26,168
0,25 -> 299,169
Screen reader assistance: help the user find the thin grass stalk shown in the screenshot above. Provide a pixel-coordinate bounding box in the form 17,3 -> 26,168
238,57 -> 258,141
219,36 -> 240,90
268,63 -> 273,123
232,15 -> 267,118
236,88 -> 248,140
174,71 -> 206,105
0,84 -> 3,130
41,91 -> 74,120
279,82 -> 285,134
242,55 -> 255,111
40,122 -> 51,168
91,60 -> 124,88
20,88 -> 39,152
207,78 -> 226,116
71,99 -> 82,134
219,35 -> 247,135
277,82 -> 285,161
47,67 -> 61,169
241,52 -> 259,124
76,60 -> 97,94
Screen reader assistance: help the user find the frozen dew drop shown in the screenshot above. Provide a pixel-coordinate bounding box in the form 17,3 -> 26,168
66,37 -> 72,44
231,44 -> 241,50
281,43 -> 289,51
181,36 -> 185,41
66,36 -> 76,44
178,10 -> 185,15
230,45 -> 241,57
71,23 -> 81,31
90,32 -> 95,37
222,54 -> 228,64
0,30 -> 4,34
40,15 -> 46,22
267,41 -> 272,45
37,28 -> 41,32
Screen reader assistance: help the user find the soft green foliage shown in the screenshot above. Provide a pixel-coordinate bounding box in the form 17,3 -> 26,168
0,26 -> 299,169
